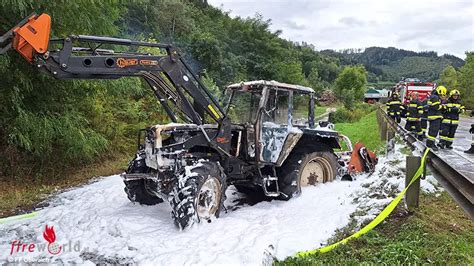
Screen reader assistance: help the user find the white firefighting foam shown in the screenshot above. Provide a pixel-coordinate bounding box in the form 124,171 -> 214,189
0,144 -> 442,265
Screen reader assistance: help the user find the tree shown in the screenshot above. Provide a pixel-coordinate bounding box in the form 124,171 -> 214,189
440,65 -> 458,89
307,68 -> 326,95
275,61 -> 307,85
458,52 -> 474,109
334,66 -> 368,109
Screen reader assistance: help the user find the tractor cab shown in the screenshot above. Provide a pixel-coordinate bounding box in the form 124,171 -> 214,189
225,80 -> 321,164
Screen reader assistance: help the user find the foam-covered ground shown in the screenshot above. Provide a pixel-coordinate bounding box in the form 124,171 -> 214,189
0,144 -> 442,265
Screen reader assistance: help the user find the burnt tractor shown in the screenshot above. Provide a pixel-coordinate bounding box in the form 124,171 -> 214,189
1,13 -> 377,229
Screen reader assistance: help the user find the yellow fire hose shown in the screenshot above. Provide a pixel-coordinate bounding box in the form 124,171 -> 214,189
297,148 -> 430,257
0,211 -> 38,224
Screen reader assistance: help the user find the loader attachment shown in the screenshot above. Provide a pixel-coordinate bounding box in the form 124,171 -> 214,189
0,13 -> 51,62
336,137 -> 378,181
348,142 -> 378,175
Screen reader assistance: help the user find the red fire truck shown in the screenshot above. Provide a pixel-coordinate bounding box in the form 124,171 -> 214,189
395,78 -> 437,105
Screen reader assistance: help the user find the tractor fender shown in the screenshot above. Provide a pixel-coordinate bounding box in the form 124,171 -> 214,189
276,130 -> 340,167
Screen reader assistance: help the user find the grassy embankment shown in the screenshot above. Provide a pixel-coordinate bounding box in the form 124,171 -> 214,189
0,155 -> 130,218
335,110 -> 383,151
280,109 -> 474,265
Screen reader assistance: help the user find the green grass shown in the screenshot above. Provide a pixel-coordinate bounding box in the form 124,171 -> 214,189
0,154 -> 129,218
294,105 -> 327,121
280,193 -> 474,265
335,111 -> 383,151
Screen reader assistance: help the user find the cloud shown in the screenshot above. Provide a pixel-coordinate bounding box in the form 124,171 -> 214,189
339,17 -> 366,27
208,0 -> 474,59
283,20 -> 307,30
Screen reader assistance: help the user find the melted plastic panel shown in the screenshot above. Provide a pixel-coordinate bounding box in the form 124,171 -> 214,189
261,123 -> 288,163
259,90 -> 291,163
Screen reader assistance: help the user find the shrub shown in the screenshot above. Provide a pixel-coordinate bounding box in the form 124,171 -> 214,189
330,103 -> 377,123
331,108 -> 365,123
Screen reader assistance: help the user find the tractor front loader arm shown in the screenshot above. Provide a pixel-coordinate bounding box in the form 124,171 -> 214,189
1,13 -> 232,156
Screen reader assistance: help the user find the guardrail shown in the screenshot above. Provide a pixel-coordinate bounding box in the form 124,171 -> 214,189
376,107 -> 474,219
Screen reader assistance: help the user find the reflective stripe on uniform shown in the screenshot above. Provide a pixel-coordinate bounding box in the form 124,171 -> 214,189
407,117 -> 420,121
440,135 -> 449,141
442,119 -> 459,124
428,115 -> 443,120
427,135 -> 436,140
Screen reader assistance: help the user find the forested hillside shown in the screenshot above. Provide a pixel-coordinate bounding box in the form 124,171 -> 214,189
0,0 -> 341,179
321,47 -> 465,82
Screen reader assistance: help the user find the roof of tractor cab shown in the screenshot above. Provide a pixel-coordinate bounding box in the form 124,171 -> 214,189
227,80 -> 314,94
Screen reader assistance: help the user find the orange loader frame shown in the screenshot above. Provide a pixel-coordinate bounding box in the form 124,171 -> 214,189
0,13 -> 51,62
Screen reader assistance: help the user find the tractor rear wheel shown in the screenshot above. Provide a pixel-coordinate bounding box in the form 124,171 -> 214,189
277,147 -> 337,200
123,151 -> 163,205
170,161 -> 227,230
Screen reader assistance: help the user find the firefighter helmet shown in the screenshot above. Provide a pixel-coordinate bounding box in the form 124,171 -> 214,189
449,89 -> 460,97
436,85 -> 447,96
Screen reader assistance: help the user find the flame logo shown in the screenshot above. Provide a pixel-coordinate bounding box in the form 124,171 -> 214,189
43,225 -> 56,243
43,225 -> 62,255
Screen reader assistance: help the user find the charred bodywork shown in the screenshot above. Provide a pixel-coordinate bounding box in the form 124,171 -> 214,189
121,80 -> 343,200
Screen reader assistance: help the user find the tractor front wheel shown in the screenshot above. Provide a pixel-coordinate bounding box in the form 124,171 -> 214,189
170,161 -> 227,230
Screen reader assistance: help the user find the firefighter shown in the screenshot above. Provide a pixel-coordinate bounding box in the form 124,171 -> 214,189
439,90 -> 465,149
420,94 -> 429,137
404,92 -> 424,140
465,124 -> 474,154
386,92 -> 403,123
426,85 -> 447,151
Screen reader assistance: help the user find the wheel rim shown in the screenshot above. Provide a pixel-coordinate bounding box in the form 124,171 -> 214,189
300,157 -> 334,187
196,177 -> 221,219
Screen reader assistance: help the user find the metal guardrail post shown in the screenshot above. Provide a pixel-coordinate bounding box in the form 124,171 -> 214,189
406,156 -> 421,210
377,109 -> 388,141
387,127 -> 395,141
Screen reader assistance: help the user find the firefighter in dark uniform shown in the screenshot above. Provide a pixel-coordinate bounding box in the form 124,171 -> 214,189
420,95 -> 429,138
426,85 -> 447,151
386,92 -> 403,123
439,90 -> 465,149
404,92 -> 424,140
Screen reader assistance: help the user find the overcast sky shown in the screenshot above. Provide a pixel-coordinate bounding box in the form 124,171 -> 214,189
208,0 -> 473,59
